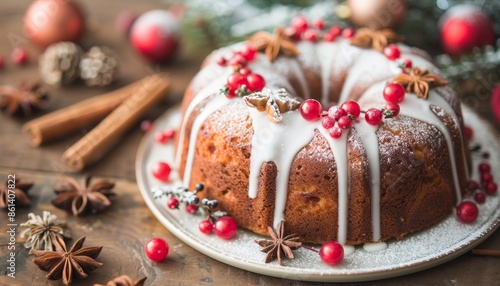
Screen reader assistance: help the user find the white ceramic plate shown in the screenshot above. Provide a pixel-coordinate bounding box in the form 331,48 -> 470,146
135,106 -> 500,282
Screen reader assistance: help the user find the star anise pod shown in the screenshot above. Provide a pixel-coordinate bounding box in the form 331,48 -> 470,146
244,88 -> 301,123
20,211 -> 71,253
51,175 -> 115,216
94,275 -> 147,286
33,236 -> 103,286
350,27 -> 403,52
255,220 -> 302,265
0,178 -> 33,209
0,81 -> 49,117
248,27 -> 300,62
393,68 -> 448,99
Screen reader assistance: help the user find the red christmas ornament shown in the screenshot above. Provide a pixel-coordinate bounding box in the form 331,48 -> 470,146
439,4 -> 495,57
130,10 -> 180,63
24,0 -> 85,49
492,85 -> 500,125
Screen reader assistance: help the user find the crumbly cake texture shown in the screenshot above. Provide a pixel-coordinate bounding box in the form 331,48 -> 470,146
175,32 -> 469,245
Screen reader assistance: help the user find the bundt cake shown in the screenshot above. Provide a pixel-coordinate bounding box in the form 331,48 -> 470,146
174,25 -> 470,247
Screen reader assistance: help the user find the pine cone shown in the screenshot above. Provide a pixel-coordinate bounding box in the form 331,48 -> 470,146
80,46 -> 118,87
39,42 -> 82,86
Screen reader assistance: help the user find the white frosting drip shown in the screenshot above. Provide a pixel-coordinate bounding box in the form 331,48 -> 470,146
343,245 -> 355,256
354,120 -> 381,242
363,242 -> 388,252
246,108 -> 317,229
316,42 -> 336,105
318,128 -> 350,245
175,69 -> 232,166
183,95 -> 231,186
399,90 -> 463,203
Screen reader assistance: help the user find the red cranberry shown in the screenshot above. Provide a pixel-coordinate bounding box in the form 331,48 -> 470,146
324,33 -> 336,42
342,27 -> 355,39
246,73 -> 266,91
229,54 -> 247,67
217,57 -> 227,66
214,216 -> 238,240
155,131 -> 169,144
163,129 -> 175,140
478,162 -> 491,173
456,201 -> 479,224
145,237 -> 169,262
468,180 -> 480,192
239,67 -> 252,76
465,126 -> 473,141
365,108 -> 383,125
239,45 -> 257,61
474,191 -> 486,204
284,26 -> 301,41
329,25 -> 343,37
152,162 -> 171,182
383,44 -> 401,61
186,204 -> 199,214
11,47 -> 29,65
340,100 -> 361,119
329,126 -> 343,139
300,99 -> 323,121
140,120 -> 153,133
227,72 -> 248,90
303,30 -> 318,42
481,172 -> 493,183
319,241 -> 344,266
167,197 -> 179,209
401,58 -> 412,68
199,220 -> 213,235
313,19 -> 325,30
322,116 -> 335,129
485,182 -> 497,195
292,15 -> 309,33
226,86 -> 237,98
385,103 -> 400,117
383,83 -> 405,104
337,115 -> 352,129
328,106 -> 347,120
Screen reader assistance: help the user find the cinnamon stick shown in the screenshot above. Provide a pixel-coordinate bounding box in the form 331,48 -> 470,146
62,74 -> 169,171
22,79 -> 147,146
471,249 -> 500,257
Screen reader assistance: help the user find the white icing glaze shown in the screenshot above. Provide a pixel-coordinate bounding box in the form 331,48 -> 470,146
354,120 -> 381,242
175,69 -> 232,167
399,90 -> 463,203
183,95 -> 231,186
363,242 -> 388,252
246,108 -> 317,229
343,245 -> 356,256
316,42 -> 337,105
318,128 -> 350,245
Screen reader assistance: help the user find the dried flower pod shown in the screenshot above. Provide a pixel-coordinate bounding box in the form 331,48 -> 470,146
39,42 -> 82,86
80,46 -> 118,87
20,211 -> 71,253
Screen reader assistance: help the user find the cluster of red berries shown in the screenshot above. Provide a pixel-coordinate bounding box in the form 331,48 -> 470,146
284,15 -> 355,42
299,99 -> 361,138
155,128 -> 175,144
455,126 -> 497,224
218,45 -> 266,98
300,98 -> 399,139
0,47 -> 29,70
153,183 -> 239,240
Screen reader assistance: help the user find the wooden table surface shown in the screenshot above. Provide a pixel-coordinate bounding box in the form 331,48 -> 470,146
1,1 -> 499,285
